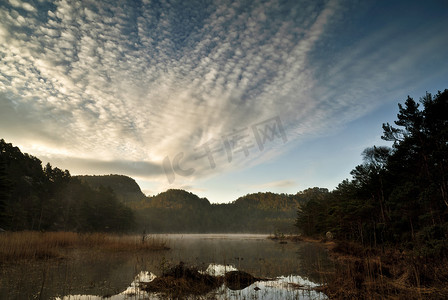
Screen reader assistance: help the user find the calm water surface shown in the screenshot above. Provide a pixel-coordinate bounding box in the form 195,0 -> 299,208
0,234 -> 333,299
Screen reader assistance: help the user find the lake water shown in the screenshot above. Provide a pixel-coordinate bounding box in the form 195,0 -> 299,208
0,234 -> 333,299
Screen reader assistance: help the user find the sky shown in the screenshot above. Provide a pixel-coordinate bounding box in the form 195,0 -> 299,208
1,0 -> 447,203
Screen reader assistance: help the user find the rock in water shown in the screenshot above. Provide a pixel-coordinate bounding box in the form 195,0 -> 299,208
225,271 -> 259,290
141,262 -> 221,296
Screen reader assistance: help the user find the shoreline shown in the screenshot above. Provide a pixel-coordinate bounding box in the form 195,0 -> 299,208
275,235 -> 448,299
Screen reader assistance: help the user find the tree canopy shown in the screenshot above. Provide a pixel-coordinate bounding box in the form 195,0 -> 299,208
133,189 -> 306,233
295,90 -> 448,257
0,139 -> 134,232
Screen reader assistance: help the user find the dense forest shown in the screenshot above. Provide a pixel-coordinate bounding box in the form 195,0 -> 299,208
0,140 -> 310,233
295,90 -> 448,256
132,189 -> 316,233
0,140 -> 134,232
76,174 -> 147,203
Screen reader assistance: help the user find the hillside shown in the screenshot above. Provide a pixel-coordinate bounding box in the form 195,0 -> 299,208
232,192 -> 301,211
76,174 -> 147,203
133,189 -> 318,233
146,189 -> 211,209
0,139 -> 134,232
0,138 -> 324,234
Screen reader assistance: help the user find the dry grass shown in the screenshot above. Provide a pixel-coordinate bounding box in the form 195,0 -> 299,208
0,231 -> 169,262
278,237 -> 448,298
319,241 -> 448,299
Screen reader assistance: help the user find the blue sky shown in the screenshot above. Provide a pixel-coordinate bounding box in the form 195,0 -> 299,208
1,0 -> 447,203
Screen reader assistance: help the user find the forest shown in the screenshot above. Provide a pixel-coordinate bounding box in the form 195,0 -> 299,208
0,141 -> 311,233
132,188 -> 319,233
295,90 -> 448,257
0,140 -> 134,232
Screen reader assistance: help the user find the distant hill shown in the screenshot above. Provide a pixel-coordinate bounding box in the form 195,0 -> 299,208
132,189 -> 212,232
232,192 -> 301,211
132,189 -> 324,234
0,138 -> 329,234
76,175 -> 147,203
147,189 -> 211,209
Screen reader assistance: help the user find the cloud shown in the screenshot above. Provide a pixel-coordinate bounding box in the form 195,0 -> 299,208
248,180 -> 297,190
1,0 -> 331,167
0,0 -> 447,193
38,155 -> 164,179
8,0 -> 35,12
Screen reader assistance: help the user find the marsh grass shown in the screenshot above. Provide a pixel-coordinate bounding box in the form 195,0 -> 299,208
275,236 -> 448,299
0,231 -> 169,262
320,240 -> 448,299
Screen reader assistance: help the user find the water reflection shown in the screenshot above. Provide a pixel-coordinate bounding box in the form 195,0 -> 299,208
0,234 -> 332,299
200,263 -> 238,276
57,264 -> 327,300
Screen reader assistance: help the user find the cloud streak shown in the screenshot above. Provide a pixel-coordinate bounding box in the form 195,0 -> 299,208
247,180 -> 297,190
1,0 -> 447,196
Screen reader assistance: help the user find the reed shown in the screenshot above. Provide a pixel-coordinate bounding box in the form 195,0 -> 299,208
0,231 -> 169,262
320,240 -> 448,299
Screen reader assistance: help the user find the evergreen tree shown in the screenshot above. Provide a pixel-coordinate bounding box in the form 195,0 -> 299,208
295,90 -> 448,255
0,157 -> 11,228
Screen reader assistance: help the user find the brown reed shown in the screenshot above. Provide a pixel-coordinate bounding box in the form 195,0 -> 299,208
0,231 -> 169,262
319,240 -> 448,299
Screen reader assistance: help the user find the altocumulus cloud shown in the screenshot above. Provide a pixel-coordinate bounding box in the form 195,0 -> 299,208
0,0 -> 447,189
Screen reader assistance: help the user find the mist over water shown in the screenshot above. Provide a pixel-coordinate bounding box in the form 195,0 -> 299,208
156,234 -> 331,280
1,234 -> 332,299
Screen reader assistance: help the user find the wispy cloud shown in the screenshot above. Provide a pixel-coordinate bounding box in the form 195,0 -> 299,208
1,0 -> 447,196
247,180 -> 297,190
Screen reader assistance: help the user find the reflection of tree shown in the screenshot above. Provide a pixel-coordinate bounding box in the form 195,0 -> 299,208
296,243 -> 334,284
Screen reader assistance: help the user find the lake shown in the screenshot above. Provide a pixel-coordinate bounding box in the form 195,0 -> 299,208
0,234 -> 333,299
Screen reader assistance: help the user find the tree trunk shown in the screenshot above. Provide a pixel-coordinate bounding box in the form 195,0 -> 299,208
409,216 -> 415,240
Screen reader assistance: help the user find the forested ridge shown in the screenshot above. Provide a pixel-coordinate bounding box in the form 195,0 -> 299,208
131,188 -> 318,233
0,140 -> 134,232
76,174 -> 147,203
0,141 -> 308,233
296,90 -> 448,256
